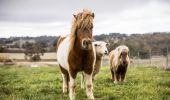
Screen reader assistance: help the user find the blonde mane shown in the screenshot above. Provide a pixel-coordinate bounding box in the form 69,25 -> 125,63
113,45 -> 130,68
109,45 -> 130,68
69,9 -> 94,51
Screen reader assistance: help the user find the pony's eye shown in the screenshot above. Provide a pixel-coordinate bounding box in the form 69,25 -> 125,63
106,43 -> 109,47
94,44 -> 100,47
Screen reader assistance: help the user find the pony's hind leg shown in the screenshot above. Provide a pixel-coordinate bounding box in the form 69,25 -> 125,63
81,72 -> 85,89
84,73 -> 94,99
59,65 -> 69,94
92,73 -> 96,81
110,68 -> 115,82
62,73 -> 69,94
114,71 -> 119,84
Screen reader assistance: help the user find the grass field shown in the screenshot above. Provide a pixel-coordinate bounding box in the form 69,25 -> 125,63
0,66 -> 169,100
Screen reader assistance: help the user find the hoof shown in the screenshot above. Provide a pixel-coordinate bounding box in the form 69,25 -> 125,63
110,78 -> 114,82
87,93 -> 94,100
81,86 -> 85,89
88,96 -> 94,100
63,91 -> 68,95
63,87 -> 69,94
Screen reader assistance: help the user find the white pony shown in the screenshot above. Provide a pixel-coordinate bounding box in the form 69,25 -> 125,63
109,45 -> 130,84
81,41 -> 109,88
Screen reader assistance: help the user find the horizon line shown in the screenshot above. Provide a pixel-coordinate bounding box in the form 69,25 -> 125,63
0,31 -> 170,38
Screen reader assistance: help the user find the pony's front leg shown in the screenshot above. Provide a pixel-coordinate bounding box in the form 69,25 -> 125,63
69,75 -> 76,100
113,66 -> 119,84
84,73 -> 94,99
114,71 -> 118,84
120,71 -> 127,83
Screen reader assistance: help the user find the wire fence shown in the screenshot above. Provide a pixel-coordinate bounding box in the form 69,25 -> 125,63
1,48 -> 170,70
102,47 -> 170,70
129,48 -> 169,69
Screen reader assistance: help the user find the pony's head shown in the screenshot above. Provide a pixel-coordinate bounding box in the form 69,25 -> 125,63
93,41 -> 109,55
117,45 -> 129,65
71,9 -> 95,50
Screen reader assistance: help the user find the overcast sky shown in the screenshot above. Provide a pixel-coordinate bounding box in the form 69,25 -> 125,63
0,0 -> 170,38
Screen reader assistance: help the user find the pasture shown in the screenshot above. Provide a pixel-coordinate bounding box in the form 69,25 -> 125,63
0,65 -> 169,100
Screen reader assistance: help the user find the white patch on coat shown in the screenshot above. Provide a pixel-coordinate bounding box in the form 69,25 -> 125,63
56,35 -> 70,71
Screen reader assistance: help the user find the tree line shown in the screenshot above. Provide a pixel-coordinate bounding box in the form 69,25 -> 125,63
0,32 -> 170,58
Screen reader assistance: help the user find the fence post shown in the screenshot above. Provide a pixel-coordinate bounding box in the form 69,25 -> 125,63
137,51 -> 139,66
149,49 -> 152,66
129,51 -> 131,67
166,47 -> 169,70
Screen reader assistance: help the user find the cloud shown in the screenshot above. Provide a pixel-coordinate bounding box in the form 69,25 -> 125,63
0,21 -> 71,37
94,0 -> 170,34
0,0 -> 170,37
0,0 -> 151,23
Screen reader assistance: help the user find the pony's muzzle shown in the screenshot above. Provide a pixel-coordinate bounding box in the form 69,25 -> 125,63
104,50 -> 108,55
82,39 -> 92,50
123,61 -> 127,65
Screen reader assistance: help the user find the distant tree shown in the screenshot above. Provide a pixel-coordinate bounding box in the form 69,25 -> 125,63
14,42 -> 20,48
0,45 -> 5,52
24,43 -> 45,61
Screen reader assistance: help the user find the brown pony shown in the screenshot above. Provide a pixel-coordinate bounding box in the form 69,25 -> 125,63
56,9 -> 95,100
109,45 -> 130,84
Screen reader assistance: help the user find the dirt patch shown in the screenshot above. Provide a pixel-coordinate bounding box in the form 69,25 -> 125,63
0,61 -> 58,67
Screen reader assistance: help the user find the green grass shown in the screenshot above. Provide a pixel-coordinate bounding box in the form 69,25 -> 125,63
0,66 -> 169,100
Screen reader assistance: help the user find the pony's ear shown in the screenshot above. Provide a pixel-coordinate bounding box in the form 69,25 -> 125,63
92,13 -> 95,18
73,14 -> 76,18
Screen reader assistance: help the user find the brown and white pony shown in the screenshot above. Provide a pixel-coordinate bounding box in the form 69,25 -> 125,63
81,41 -> 109,88
56,9 -> 95,100
109,45 -> 130,84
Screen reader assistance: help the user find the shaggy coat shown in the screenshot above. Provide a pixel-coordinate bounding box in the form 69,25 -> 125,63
56,9 -> 95,100
81,41 -> 109,88
92,41 -> 109,79
109,45 -> 130,84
